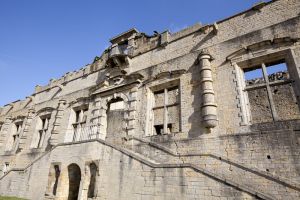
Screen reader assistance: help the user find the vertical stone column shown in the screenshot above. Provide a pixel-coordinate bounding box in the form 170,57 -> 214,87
18,108 -> 35,150
0,117 -> 12,151
127,87 -> 138,136
50,99 -> 67,146
98,104 -> 108,140
90,98 -> 106,140
198,51 -> 218,128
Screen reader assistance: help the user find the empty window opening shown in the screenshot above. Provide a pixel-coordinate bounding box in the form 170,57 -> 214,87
72,107 -> 88,142
87,163 -> 97,198
74,108 -> 88,125
267,155 -> 271,159
266,62 -> 289,82
244,67 -> 264,86
243,60 -> 300,123
152,85 -> 180,135
37,131 -> 43,148
12,121 -> 23,152
36,115 -> 51,148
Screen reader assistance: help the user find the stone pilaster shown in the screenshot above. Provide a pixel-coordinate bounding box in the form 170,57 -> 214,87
198,51 -> 218,128
50,99 -> 67,146
98,104 -> 107,140
18,108 -> 35,150
127,87 -> 138,136
90,99 -> 106,140
0,116 -> 12,150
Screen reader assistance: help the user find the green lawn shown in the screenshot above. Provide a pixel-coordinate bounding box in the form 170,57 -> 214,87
0,196 -> 27,200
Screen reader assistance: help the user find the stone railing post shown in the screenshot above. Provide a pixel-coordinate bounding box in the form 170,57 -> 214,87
198,51 -> 218,128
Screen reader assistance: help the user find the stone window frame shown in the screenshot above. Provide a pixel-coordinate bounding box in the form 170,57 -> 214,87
36,114 -> 51,148
234,49 -> 300,125
244,60 -> 293,122
13,120 -> 23,150
146,79 -> 181,136
6,119 -> 24,153
30,108 -> 54,150
73,106 -> 89,128
99,92 -> 130,140
71,104 -> 89,142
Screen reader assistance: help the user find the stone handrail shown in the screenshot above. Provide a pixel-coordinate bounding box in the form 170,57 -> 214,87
126,135 -> 300,193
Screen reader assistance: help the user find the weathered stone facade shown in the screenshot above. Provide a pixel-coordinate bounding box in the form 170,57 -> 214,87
1,0 -> 300,199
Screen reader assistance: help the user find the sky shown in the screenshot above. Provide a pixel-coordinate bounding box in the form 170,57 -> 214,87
0,0 -> 263,107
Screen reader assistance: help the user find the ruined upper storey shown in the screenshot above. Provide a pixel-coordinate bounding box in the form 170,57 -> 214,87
0,0 -> 299,121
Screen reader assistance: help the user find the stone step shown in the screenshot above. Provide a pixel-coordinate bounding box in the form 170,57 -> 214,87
124,138 -> 300,200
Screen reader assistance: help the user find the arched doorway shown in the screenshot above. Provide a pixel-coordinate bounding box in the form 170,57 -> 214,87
68,163 -> 81,200
106,97 -> 126,142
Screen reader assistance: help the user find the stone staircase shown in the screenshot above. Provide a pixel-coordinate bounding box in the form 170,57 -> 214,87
124,136 -> 300,200
1,138 -> 300,200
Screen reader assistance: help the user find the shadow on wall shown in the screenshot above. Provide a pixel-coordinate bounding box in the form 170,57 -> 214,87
187,61 -> 207,138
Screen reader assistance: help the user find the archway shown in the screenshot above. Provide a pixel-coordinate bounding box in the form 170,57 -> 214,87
68,163 -> 81,200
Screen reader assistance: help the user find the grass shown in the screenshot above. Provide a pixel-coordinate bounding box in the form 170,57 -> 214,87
0,196 -> 27,200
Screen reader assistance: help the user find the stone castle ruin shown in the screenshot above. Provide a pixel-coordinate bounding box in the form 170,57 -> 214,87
0,0 -> 300,199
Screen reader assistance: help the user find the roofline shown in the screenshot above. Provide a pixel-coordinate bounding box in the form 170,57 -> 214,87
216,0 -> 275,24
109,28 -> 139,43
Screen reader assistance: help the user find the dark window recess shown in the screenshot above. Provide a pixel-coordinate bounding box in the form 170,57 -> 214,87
53,165 -> 60,196
75,110 -> 81,123
167,124 -> 173,133
154,125 -> 163,135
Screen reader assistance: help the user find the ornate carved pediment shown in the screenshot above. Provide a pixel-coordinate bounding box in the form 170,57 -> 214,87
226,37 -> 300,63
142,69 -> 186,85
68,96 -> 90,108
12,115 -> 26,123
36,107 -> 55,116
91,70 -> 144,95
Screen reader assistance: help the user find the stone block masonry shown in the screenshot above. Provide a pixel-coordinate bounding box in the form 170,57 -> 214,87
0,0 -> 300,199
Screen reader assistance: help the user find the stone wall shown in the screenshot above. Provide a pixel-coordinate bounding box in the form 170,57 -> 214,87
0,0 -> 300,199
0,142 -> 258,200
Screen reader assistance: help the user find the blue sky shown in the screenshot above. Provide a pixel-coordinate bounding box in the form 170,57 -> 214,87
0,0 -> 262,106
